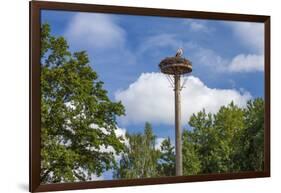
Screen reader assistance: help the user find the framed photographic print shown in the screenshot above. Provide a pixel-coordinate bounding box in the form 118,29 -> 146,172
30,1 -> 270,192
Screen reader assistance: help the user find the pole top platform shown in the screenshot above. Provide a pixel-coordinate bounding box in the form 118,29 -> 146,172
159,57 -> 192,75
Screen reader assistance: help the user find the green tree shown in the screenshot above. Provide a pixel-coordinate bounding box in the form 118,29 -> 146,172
185,102 -> 245,174
212,102 -> 245,172
157,138 -> 175,176
182,130 -> 201,175
183,99 -> 264,174
238,98 -> 264,171
114,122 -> 160,178
40,23 -> 125,183
186,109 -> 216,173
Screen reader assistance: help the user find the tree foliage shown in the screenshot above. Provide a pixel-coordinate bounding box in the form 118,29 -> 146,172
114,99 -> 264,178
182,99 -> 264,175
182,131 -> 201,175
237,98 -> 265,171
157,137 -> 175,176
40,23 -> 125,183
114,122 -> 160,178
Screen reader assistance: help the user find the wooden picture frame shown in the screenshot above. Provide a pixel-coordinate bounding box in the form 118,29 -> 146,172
30,1 -> 270,192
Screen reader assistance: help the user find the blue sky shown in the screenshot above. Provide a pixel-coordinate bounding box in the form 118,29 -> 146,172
41,10 -> 265,180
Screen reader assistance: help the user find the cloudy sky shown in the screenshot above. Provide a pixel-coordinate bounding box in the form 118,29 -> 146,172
41,10 -> 264,176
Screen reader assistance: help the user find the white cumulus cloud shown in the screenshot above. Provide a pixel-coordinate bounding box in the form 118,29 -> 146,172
182,20 -> 213,33
185,43 -> 264,73
65,12 -> 125,50
155,137 -> 166,150
228,54 -> 264,72
190,21 -> 207,31
115,73 -> 252,125
228,21 -> 264,53
64,12 -> 137,78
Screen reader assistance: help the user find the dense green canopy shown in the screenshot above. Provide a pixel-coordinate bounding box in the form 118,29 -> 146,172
115,99 -> 264,178
41,23 -> 125,183
183,99 -> 264,174
114,122 -> 160,178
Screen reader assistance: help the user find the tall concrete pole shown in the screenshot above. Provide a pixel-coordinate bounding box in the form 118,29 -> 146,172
174,74 -> 182,176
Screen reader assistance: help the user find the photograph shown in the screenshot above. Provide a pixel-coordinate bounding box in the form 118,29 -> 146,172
36,4 -> 268,187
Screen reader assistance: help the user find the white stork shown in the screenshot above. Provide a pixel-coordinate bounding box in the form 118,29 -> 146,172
175,48 -> 183,57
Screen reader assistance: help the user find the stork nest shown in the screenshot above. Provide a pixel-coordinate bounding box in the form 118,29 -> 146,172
159,57 -> 192,75
159,57 -> 191,67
